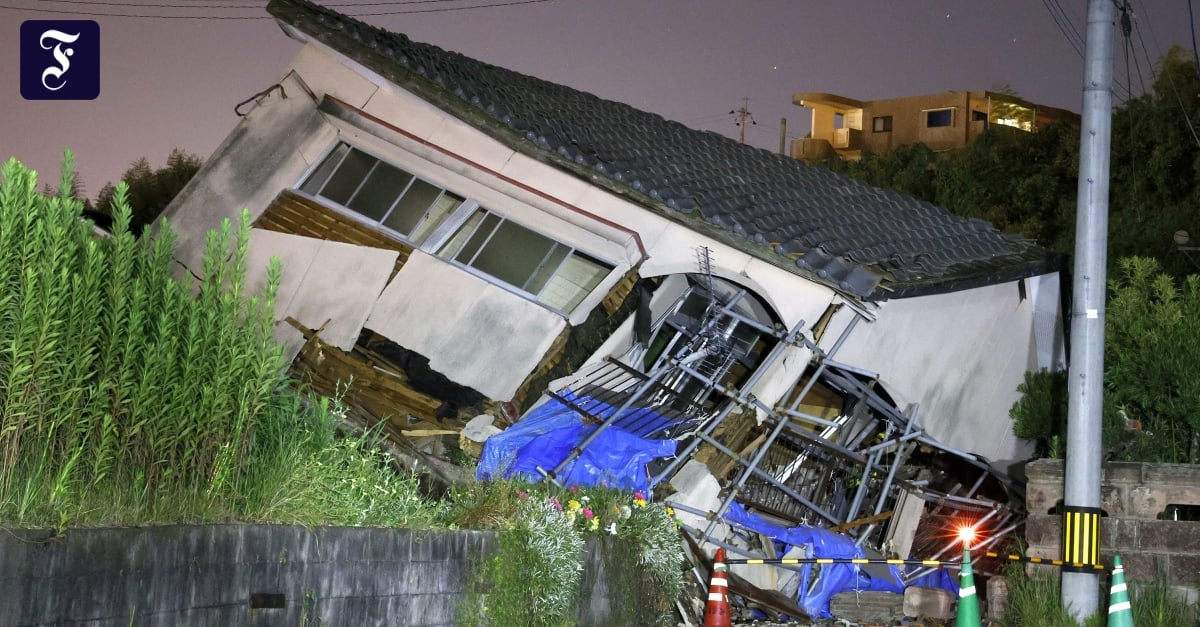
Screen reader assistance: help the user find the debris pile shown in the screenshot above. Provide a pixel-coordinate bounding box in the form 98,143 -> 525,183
471,273 -> 1024,621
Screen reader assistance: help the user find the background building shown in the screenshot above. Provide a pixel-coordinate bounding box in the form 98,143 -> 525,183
793,90 -> 1079,162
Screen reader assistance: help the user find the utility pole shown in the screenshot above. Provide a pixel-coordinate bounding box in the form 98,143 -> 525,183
730,98 -> 755,144
1062,0 -> 1114,621
778,117 -> 787,155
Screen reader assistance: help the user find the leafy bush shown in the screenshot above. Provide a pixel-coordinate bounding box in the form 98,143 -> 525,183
1105,257 -> 1200,463
452,481 -> 685,626
1011,257 -> 1200,463
1010,368 -> 1069,458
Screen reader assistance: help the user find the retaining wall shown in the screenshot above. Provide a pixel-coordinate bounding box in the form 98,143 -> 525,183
0,524 -> 661,626
1024,459 -> 1200,601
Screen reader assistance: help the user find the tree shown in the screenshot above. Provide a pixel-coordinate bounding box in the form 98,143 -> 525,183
1104,257 -> 1200,462
94,148 -> 202,233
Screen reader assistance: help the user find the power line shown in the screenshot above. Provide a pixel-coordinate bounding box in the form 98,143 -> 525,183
1190,0 -> 1200,80
682,112 -> 736,125
1041,0 -> 1085,58
34,0 -> 487,7
1119,1 -> 1147,95
0,0 -> 559,18
1129,3 -> 1162,83
1039,0 -> 1133,101
1129,0 -> 1200,147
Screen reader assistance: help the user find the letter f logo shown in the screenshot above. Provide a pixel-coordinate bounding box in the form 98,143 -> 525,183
21,21 -> 100,100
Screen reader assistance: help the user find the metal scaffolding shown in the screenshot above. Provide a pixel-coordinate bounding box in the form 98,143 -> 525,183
529,271 -> 1025,601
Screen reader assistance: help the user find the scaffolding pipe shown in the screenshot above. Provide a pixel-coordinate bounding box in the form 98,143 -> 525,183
548,362 -> 673,478
702,314 -> 863,540
845,441 -> 885,524
649,318 -> 808,487
694,431 -> 839,524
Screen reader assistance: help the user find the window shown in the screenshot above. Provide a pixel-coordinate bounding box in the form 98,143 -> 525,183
872,115 -> 893,133
300,142 -> 464,243
925,108 -> 954,128
438,209 -> 612,311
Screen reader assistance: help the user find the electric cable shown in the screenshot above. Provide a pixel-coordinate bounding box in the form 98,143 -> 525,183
0,0 -> 559,18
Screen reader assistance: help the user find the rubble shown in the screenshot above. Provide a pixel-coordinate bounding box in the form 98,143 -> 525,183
286,267 -> 1025,621
472,269 -> 1025,620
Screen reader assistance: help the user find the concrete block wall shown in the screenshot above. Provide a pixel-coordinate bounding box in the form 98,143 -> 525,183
1,525 -> 495,626
1024,459 -> 1200,599
2,525 -> 666,626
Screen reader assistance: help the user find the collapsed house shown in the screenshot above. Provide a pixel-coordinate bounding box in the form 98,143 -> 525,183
161,0 -> 1065,618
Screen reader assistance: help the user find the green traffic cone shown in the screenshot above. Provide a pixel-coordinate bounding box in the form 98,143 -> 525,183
1107,555 -> 1134,627
956,547 -> 981,627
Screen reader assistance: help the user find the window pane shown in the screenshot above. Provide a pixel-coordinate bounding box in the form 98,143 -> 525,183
524,243 -> 570,294
410,192 -> 464,244
384,178 -> 441,235
538,253 -> 611,311
470,219 -> 555,287
438,209 -> 487,260
348,161 -> 412,222
320,148 -> 376,205
455,212 -> 502,264
300,143 -> 350,196
926,109 -> 953,128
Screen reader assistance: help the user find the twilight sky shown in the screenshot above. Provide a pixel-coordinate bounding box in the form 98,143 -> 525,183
1,0 -> 1196,199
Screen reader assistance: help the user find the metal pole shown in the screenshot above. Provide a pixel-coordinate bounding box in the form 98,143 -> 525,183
701,314 -> 861,539
1063,0 -> 1113,620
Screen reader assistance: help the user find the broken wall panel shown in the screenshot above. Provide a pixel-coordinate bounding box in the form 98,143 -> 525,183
824,281 -> 1061,463
510,268 -> 644,412
246,228 -> 397,357
366,252 -> 568,401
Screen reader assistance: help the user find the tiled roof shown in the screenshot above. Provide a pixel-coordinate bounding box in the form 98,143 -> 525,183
267,0 -> 1060,300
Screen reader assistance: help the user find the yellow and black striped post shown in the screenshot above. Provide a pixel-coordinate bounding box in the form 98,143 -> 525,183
1061,505 -> 1102,573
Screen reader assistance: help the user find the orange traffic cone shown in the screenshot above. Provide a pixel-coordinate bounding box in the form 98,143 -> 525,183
703,548 -> 732,627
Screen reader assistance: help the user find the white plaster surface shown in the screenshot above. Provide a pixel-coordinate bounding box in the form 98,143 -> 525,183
246,229 -> 397,355
366,252 -> 567,400
827,278 -> 1064,462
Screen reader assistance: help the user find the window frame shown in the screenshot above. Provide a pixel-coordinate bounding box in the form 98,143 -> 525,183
297,141 -> 467,246
871,115 -> 893,133
923,107 -> 955,128
436,207 -> 615,314
296,140 -> 617,315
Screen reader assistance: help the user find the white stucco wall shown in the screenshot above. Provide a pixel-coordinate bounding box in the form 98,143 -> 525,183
825,275 -> 1065,463
366,252 -> 567,400
161,71 -> 336,274
245,229 -> 397,360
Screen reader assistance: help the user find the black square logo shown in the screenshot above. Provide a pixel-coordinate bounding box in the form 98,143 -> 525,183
20,21 -> 100,100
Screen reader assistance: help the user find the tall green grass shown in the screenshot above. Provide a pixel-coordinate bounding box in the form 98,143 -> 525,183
0,155 -> 440,528
1003,560 -> 1195,627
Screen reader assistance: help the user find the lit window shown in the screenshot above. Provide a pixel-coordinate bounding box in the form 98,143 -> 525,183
872,116 -> 893,133
300,142 -> 464,243
925,108 -> 954,128
438,209 -> 613,311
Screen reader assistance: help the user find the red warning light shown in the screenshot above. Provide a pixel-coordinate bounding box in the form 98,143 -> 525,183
957,525 -> 977,546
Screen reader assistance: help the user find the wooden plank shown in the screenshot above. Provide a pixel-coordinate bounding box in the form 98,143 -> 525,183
830,510 -> 894,534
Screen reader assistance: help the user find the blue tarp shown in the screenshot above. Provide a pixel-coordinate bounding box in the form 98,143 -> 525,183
475,390 -> 677,492
724,502 -> 908,618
